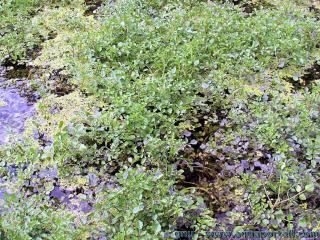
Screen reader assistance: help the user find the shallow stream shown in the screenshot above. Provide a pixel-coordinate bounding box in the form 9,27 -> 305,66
0,67 -> 35,145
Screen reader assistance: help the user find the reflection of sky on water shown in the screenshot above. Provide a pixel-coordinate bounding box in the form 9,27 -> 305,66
0,86 -> 34,145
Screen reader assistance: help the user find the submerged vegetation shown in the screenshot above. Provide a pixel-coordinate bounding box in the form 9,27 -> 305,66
1,0 -> 320,238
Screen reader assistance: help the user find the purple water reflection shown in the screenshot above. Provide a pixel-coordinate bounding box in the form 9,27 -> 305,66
0,83 -> 34,145
49,185 -> 93,213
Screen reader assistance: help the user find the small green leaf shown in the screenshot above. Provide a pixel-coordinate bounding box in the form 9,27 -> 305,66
293,74 -> 300,81
305,183 -> 314,192
296,185 -> 302,192
299,193 -> 306,201
262,219 -> 269,225
233,226 -> 244,234
58,121 -> 64,128
138,220 -> 143,230
154,222 -> 161,234
133,205 -> 144,214
298,218 -> 307,228
133,207 -> 140,214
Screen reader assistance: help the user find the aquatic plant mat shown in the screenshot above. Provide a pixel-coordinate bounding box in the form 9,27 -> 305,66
0,0 -> 320,239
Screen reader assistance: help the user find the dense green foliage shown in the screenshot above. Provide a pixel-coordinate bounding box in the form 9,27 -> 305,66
1,0 -> 320,239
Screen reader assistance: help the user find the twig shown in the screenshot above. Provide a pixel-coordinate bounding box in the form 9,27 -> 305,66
273,190 -> 306,208
262,182 -> 274,209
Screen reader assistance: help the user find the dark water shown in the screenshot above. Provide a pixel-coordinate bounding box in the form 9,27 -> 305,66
0,67 -> 35,145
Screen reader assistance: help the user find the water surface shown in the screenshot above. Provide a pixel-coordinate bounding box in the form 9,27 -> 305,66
0,67 -> 35,145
